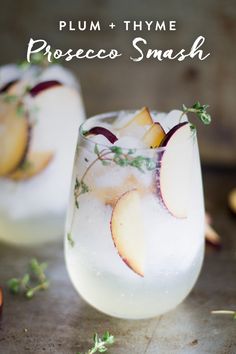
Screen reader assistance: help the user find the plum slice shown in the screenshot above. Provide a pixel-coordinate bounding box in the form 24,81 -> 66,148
0,287 -> 3,314
0,99 -> 30,176
142,122 -> 165,148
0,79 -> 18,93
110,189 -> 145,276
9,151 -> 54,181
29,80 -> 61,97
86,126 -> 118,143
122,106 -> 153,128
158,122 -> 193,218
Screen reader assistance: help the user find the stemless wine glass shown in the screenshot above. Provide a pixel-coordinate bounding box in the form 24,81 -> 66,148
65,111 -> 205,319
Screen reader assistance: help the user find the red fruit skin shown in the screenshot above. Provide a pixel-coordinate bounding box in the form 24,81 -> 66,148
0,287 -> 3,315
87,126 -> 118,144
160,122 -> 188,147
30,80 -> 61,97
0,80 -> 18,93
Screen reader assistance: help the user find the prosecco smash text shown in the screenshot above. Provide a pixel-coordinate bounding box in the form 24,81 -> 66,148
26,20 -> 210,63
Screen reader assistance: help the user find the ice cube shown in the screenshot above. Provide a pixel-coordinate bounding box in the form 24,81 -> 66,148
113,111 -> 134,129
162,110 -> 188,132
89,134 -> 112,147
114,136 -> 146,149
0,64 -> 21,89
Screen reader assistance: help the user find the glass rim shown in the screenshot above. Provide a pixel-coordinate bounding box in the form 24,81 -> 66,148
79,110 -> 195,152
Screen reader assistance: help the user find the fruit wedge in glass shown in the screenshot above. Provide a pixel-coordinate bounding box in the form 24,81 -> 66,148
0,62 -> 85,245
65,106 -> 207,319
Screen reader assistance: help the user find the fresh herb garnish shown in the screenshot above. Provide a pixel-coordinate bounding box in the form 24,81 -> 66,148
73,144 -> 155,208
211,310 -> 236,320
180,101 -> 211,127
77,331 -> 115,354
1,93 -> 27,117
67,232 -> 75,247
1,93 -> 18,103
8,258 -> 49,298
74,178 -> 90,208
18,52 -> 58,69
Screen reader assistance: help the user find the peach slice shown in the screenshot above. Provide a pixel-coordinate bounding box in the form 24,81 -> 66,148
9,151 -> 53,181
0,99 -> 29,176
110,189 -> 145,276
0,79 -> 18,93
142,123 -> 165,148
7,80 -> 29,96
122,107 -> 153,128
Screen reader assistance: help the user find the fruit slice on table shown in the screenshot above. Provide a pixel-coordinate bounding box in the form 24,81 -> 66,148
228,188 -> 236,214
0,100 -> 29,176
110,189 -> 145,276
0,287 -> 3,313
29,80 -> 61,97
158,122 -> 193,218
122,106 -> 153,128
86,126 -> 118,143
142,122 -> 165,148
9,151 -> 53,181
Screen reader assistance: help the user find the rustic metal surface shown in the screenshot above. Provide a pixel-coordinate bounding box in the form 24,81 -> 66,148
0,166 -> 235,354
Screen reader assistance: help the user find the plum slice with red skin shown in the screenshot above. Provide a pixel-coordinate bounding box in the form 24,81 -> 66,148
29,80 -> 61,97
158,122 -> 193,218
0,287 -> 3,314
86,126 -> 118,144
0,79 -> 18,93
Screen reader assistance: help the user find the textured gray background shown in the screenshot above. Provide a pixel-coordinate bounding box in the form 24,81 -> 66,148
0,0 -> 236,164
0,1 -> 236,353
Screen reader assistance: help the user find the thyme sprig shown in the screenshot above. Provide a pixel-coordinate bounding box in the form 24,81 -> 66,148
74,144 -> 156,208
18,52 -> 58,69
67,232 -> 75,247
8,258 -> 49,298
77,331 -> 115,354
180,101 -> 211,129
1,92 -> 27,117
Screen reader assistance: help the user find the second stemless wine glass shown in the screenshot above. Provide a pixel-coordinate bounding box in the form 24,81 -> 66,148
65,111 -> 205,319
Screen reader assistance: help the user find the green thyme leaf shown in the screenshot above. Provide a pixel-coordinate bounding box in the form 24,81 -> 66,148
77,331 -> 115,354
1,94 -> 18,103
16,104 -> 25,116
181,101 -> 211,125
7,258 -> 49,299
110,146 -> 123,155
67,233 -> 75,247
94,144 -> 100,156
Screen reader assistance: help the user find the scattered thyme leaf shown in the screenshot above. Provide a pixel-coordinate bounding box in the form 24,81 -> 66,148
181,101 -> 211,126
67,232 -> 75,247
7,258 -> 49,299
77,331 -> 115,354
